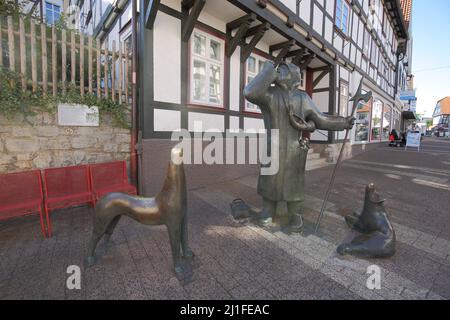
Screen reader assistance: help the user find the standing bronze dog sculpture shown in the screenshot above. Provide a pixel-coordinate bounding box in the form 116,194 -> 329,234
86,147 -> 193,278
337,183 -> 396,258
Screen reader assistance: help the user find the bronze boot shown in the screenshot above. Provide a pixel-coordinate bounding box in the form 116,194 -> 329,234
289,213 -> 304,233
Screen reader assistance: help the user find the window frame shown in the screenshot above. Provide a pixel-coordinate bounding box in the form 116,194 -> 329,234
334,0 -> 351,36
45,1 -> 61,25
244,53 -> 268,113
188,28 -> 226,109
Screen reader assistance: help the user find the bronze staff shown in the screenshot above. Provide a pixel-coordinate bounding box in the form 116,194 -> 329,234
314,78 -> 372,233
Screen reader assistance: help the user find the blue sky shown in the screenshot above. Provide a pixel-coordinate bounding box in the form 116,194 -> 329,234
412,0 -> 450,116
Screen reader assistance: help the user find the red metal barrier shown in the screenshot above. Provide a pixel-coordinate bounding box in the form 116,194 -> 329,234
43,165 -> 94,236
90,161 -> 137,204
0,170 -> 46,237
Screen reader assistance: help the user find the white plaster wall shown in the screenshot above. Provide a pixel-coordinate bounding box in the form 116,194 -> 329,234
312,91 -> 328,113
229,116 -> 240,132
153,12 -> 181,104
188,113 -> 225,132
326,0 -> 334,15
282,0 -> 297,13
161,0 -> 181,11
198,11 -> 226,33
230,47 -> 241,112
299,0 -> 311,25
154,109 -> 181,132
324,17 -> 333,44
313,4 -> 323,35
244,118 -> 265,132
314,72 -> 330,89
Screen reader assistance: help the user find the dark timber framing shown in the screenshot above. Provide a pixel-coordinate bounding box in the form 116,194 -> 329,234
139,0 -> 355,142
181,0 -> 206,42
241,23 -> 270,62
144,0 -> 161,29
225,13 -> 256,57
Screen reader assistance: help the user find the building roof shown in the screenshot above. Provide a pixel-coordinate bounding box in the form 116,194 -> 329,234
400,0 -> 413,29
434,97 -> 450,116
384,0 -> 409,39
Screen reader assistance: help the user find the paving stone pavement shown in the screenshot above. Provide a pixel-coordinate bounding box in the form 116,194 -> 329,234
0,138 -> 449,300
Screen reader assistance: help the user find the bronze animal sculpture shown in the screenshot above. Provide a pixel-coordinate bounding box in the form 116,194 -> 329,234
86,147 -> 193,278
337,183 -> 396,258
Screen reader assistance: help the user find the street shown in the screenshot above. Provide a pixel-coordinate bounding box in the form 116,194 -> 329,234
0,137 -> 449,299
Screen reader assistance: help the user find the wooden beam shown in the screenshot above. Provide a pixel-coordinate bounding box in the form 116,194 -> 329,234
226,13 -> 256,31
225,14 -> 256,57
312,68 -> 330,89
240,22 -> 270,62
27,0 -> 40,19
181,0 -> 206,42
299,54 -> 316,70
269,40 -> 295,54
291,47 -> 307,65
273,40 -> 295,65
182,0 -> 196,9
145,0 -> 161,29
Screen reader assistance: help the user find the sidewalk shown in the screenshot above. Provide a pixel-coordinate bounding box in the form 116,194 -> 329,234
1,138 -> 449,299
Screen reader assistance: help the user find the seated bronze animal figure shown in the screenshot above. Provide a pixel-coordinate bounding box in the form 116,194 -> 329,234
86,147 -> 193,279
337,183 -> 396,258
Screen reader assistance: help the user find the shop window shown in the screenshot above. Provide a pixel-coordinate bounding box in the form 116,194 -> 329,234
371,99 -> 383,141
393,110 -> 400,131
354,94 -> 371,143
190,29 -> 225,107
382,105 -> 392,140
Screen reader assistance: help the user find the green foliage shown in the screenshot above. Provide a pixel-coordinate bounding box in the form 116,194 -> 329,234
0,67 -> 130,129
0,0 -> 23,17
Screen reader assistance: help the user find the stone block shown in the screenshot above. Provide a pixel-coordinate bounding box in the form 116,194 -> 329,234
73,150 -> 86,164
37,126 -> 59,137
103,143 -> 118,153
33,153 -> 53,169
17,153 -> 36,161
72,137 -> 96,149
11,127 -> 34,137
5,138 -> 40,153
115,134 -> 130,144
118,143 -> 130,153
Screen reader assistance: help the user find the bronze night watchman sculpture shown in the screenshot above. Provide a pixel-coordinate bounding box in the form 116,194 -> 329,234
244,61 -> 355,232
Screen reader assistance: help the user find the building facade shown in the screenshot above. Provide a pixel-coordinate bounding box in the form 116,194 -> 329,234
432,97 -> 450,137
72,0 -> 413,194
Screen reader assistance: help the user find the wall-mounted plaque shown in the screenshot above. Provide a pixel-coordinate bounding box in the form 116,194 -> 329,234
58,103 -> 99,126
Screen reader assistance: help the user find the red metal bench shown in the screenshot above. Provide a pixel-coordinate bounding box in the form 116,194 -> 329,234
0,170 -> 46,237
89,161 -> 137,204
43,165 -> 94,237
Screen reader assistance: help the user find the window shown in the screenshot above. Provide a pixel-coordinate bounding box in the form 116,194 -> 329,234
335,0 -> 350,35
245,54 -> 267,112
45,2 -> 61,25
382,105 -> 392,140
339,82 -> 349,117
363,28 -> 370,57
190,30 -> 224,107
371,99 -> 383,141
354,95 -> 371,143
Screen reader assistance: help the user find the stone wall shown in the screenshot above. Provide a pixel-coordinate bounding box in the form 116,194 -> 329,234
0,111 -> 131,174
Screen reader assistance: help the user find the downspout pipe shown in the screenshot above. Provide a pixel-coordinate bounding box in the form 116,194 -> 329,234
130,0 -> 139,191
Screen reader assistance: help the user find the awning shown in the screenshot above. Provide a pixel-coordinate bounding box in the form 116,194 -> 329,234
402,111 -> 416,120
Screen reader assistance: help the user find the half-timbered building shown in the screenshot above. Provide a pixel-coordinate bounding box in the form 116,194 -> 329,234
73,0 -> 412,195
